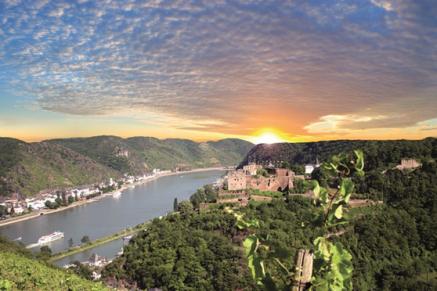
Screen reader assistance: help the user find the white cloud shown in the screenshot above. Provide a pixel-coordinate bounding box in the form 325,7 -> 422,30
0,0 -> 436,138
370,0 -> 394,11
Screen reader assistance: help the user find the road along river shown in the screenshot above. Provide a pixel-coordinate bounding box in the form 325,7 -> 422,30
0,169 -> 225,265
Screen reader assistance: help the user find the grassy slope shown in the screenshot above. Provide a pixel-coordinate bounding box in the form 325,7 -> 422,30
0,237 -> 108,291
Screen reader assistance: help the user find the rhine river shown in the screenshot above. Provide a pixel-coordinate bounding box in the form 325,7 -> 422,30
0,169 -> 224,266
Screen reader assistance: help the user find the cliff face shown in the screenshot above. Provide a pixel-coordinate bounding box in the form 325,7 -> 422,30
0,136 -> 254,197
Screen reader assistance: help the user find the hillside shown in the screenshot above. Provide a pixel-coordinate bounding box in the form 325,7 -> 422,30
103,153 -> 437,290
48,136 -> 254,174
0,139 -> 119,197
0,136 -> 253,197
239,138 -> 437,170
0,236 -> 108,290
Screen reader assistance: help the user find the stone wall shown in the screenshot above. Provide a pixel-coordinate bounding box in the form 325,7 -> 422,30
243,163 -> 262,176
227,170 -> 247,190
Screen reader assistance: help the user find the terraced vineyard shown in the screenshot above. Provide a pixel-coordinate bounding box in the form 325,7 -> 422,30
0,238 -> 108,291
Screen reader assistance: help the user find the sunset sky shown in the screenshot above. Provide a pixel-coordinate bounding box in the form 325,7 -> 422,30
0,0 -> 436,143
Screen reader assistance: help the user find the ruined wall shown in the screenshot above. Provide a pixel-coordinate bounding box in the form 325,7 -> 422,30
400,159 -> 421,169
246,175 -> 292,191
243,163 -> 262,176
227,170 -> 247,191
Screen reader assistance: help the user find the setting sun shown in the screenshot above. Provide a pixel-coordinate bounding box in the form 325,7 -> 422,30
252,131 -> 285,144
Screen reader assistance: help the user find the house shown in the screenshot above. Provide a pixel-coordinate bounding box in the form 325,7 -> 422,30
305,165 -> 315,175
305,159 -> 320,176
25,198 -> 46,210
13,206 -> 24,215
84,253 -> 109,268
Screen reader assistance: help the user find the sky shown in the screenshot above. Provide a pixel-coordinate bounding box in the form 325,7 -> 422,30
0,0 -> 436,143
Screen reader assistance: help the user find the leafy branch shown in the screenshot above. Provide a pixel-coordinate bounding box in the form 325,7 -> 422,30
311,150 -> 364,290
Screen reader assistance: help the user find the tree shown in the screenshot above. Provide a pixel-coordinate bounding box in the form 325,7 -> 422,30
68,261 -> 93,280
45,200 -> 58,209
256,168 -> 268,177
68,238 -> 74,248
173,197 -> 178,212
67,196 -> 75,205
178,201 -> 193,217
81,235 -> 90,244
0,205 -> 6,217
39,246 -> 52,259
290,178 -> 306,194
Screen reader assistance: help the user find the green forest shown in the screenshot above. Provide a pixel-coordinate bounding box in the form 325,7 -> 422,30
102,147 -> 437,290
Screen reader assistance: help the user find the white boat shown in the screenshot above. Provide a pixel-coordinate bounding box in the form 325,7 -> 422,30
112,191 -> 122,198
123,235 -> 133,240
38,231 -> 64,245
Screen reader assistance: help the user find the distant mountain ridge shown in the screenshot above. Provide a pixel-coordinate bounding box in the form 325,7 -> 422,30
0,136 -> 253,197
239,138 -> 437,170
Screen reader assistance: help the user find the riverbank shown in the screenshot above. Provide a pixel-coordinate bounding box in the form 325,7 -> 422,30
49,221 -> 150,263
0,167 -> 226,228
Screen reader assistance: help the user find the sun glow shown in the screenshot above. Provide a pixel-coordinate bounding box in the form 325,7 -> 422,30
252,130 -> 285,144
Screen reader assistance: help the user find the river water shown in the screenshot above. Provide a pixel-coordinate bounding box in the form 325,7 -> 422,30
0,170 -> 224,266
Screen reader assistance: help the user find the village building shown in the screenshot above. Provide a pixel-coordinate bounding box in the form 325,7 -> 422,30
305,159 -> 320,176
84,253 -> 110,268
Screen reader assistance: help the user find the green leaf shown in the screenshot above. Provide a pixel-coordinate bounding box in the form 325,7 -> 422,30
319,187 -> 329,204
340,178 -> 354,201
354,149 -> 364,171
313,181 -> 320,198
243,235 -> 265,283
334,205 -> 343,219
314,237 -> 331,261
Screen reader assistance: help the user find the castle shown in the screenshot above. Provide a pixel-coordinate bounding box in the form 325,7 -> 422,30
396,158 -> 421,170
227,163 -> 295,192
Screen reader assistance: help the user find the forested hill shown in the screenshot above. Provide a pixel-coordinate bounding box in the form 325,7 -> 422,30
240,138 -> 437,170
47,136 -> 253,172
0,136 -> 253,197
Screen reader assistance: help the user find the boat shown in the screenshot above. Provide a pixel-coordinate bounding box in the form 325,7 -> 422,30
13,237 -> 22,241
112,191 -> 122,198
37,231 -> 64,245
122,235 -> 133,241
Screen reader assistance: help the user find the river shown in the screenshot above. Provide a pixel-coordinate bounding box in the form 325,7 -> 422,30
0,169 -> 225,266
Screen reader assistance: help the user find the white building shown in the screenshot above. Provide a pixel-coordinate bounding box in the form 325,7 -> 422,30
305,159 -> 320,175
305,165 -> 315,175
13,206 -> 24,214
26,199 -> 46,210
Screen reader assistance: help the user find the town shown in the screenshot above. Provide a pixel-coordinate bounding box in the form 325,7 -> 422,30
0,168 -> 174,222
